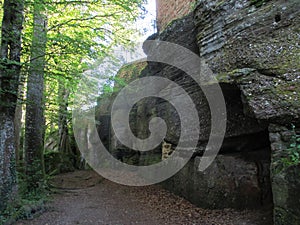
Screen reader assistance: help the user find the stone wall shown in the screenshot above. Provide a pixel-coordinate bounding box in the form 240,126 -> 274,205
156,0 -> 195,31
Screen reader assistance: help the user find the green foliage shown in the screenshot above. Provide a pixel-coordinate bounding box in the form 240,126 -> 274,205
41,0 -> 145,144
44,151 -> 75,175
0,170 -> 49,225
189,1 -> 198,10
281,124 -> 300,167
99,61 -> 147,97
102,83 -> 115,94
8,159 -> 58,223
116,61 -> 147,82
0,194 -> 47,225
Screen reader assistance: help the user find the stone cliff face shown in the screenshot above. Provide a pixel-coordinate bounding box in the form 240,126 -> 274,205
193,1 -> 299,223
96,0 -> 299,224
195,0 -> 299,122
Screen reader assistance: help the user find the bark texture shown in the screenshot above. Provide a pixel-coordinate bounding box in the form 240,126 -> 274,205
0,0 -> 24,211
24,2 -> 47,189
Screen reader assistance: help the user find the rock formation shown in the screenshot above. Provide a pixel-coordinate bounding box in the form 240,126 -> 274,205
96,0 -> 299,224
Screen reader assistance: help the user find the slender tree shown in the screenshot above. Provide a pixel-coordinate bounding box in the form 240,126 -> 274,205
24,0 -> 47,190
0,0 -> 25,211
58,81 -> 71,154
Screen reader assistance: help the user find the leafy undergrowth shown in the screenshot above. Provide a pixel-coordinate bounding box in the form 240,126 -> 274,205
0,194 -> 48,225
0,172 -> 53,225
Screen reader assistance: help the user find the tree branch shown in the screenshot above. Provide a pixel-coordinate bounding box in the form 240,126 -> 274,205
48,13 -> 122,31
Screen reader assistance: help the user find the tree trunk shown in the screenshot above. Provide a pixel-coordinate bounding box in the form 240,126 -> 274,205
0,0 -> 24,211
14,72 -> 26,165
24,1 -> 47,190
58,82 -> 71,154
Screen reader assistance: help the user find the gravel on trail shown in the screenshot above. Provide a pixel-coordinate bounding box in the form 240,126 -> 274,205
15,170 -> 273,225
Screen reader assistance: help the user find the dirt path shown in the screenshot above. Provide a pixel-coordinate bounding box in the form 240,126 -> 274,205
15,170 -> 272,225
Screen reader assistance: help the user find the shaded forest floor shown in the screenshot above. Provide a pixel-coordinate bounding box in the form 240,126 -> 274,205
15,170 -> 272,225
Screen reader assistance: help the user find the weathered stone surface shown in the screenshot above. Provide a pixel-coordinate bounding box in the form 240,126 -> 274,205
229,70 -> 299,124
192,1 -> 300,217
269,124 -> 300,225
194,0 -> 300,122
162,154 -> 272,209
142,13 -> 269,145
